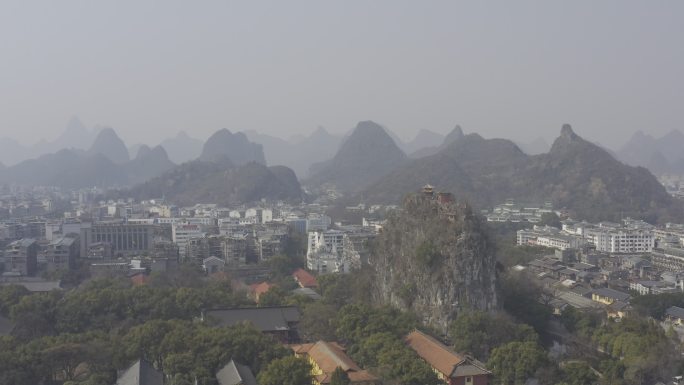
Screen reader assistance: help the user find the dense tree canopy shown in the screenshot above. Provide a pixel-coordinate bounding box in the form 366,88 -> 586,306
488,341 -> 549,385
449,311 -> 538,361
257,356 -> 312,385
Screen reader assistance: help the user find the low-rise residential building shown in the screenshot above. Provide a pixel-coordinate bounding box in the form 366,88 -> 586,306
517,226 -> 584,250
629,280 -> 676,295
591,288 -> 631,305
486,200 -> 553,223
665,306 -> 684,325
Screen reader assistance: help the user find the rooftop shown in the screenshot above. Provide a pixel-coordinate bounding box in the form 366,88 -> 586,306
405,330 -> 490,378
116,359 -> 164,385
205,306 -> 301,332
592,288 -> 631,301
216,359 -> 257,385
292,268 -> 318,288
666,306 -> 684,320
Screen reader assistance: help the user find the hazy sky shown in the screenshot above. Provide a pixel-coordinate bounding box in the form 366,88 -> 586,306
1,1 -> 683,147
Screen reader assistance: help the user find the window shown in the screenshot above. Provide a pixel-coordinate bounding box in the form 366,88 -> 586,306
466,377 -> 473,383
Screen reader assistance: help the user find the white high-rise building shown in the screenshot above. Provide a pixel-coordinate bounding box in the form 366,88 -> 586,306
306,230 -> 359,273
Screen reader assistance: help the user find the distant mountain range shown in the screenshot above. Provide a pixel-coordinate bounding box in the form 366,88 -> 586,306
0,129 -> 175,188
158,131 -> 204,164
0,117 -> 102,166
515,137 -> 550,155
244,127 -> 344,178
409,125 -> 465,158
0,126 -> 268,190
198,129 -> 266,165
616,130 -> 684,176
360,125 -> 682,223
305,121 -> 408,193
1,117 -> 682,221
87,127 -> 130,164
121,160 -> 303,206
243,125 -> 446,179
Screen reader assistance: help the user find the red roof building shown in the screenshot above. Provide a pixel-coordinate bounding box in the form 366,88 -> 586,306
292,268 -> 318,288
249,281 -> 274,303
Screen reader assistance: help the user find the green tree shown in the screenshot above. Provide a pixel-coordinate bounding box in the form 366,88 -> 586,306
540,212 -> 562,228
10,291 -> 62,339
450,311 -> 538,361
0,284 -> 30,315
259,286 -> 287,307
330,367 -> 351,385
299,302 -> 338,341
560,362 -> 598,385
488,341 -> 548,385
257,356 -> 312,385
500,272 -> 552,333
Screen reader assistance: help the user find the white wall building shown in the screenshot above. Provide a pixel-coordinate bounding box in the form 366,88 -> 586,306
306,230 -> 358,273
585,229 -> 654,253
172,223 -> 205,257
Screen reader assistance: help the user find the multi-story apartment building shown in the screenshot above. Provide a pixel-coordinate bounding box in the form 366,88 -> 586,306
307,230 -> 360,273
584,228 -> 654,253
651,247 -> 684,271
3,238 -> 38,276
45,236 -> 79,272
519,220 -> 655,254
172,223 -> 204,258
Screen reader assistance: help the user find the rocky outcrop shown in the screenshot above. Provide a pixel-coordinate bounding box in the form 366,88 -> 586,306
371,192 -> 499,330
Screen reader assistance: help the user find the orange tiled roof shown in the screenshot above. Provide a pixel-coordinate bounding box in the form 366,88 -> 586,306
292,268 -> 318,288
249,281 -> 273,296
308,341 -> 361,373
405,330 -> 464,377
291,341 -> 378,383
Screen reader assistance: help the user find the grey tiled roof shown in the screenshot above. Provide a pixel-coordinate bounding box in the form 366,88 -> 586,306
592,288 -> 630,301
216,359 -> 257,385
205,306 -> 301,332
666,306 -> 684,320
116,359 -> 164,385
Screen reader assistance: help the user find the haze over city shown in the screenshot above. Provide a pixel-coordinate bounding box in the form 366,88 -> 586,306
1,1 -> 683,147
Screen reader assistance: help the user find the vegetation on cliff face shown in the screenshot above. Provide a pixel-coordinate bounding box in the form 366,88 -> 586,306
370,193 -> 499,330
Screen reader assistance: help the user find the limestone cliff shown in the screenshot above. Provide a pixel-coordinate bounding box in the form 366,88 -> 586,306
371,192 -> 499,330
